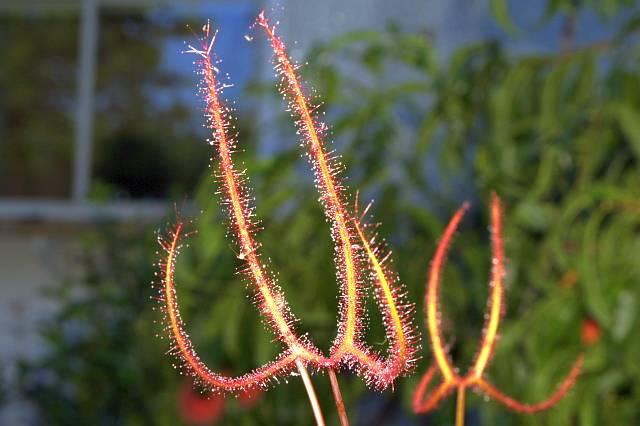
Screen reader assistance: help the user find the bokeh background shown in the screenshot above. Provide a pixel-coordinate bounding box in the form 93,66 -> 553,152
1,0 -> 640,424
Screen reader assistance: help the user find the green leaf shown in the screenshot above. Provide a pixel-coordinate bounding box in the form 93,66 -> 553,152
513,200 -> 555,231
598,0 -> 621,18
491,0 -> 518,33
613,103 -> 640,161
617,15 -> 640,40
612,290 -> 636,342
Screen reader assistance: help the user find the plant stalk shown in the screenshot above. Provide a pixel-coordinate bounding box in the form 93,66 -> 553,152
455,385 -> 466,426
328,368 -> 350,426
296,359 -> 326,426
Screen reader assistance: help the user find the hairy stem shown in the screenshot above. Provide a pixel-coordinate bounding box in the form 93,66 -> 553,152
328,368 -> 350,426
456,385 -> 466,426
296,360 -> 326,426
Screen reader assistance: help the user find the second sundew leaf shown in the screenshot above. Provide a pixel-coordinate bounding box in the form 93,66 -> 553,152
413,194 -> 583,422
256,12 -> 418,388
260,16 -> 363,345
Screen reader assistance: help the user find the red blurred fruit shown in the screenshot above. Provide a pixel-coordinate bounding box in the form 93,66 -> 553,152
581,317 -> 601,346
178,380 -> 225,425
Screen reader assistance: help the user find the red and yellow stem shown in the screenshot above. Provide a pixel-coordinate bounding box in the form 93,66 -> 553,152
471,192 -> 505,379
425,203 -> 469,381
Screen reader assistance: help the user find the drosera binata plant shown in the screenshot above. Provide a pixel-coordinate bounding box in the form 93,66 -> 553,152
154,12 -> 418,426
412,193 -> 584,426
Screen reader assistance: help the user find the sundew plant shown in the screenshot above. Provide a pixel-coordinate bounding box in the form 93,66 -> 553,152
154,11 -> 587,426
155,12 -> 418,425
412,193 -> 582,426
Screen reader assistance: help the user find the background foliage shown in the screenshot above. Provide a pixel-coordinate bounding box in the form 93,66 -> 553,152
17,1 -> 640,424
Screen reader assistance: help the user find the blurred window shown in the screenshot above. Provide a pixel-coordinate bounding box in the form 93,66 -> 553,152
0,1 -> 257,209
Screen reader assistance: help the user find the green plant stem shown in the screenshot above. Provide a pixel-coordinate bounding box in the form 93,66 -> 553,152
456,385 -> 466,426
296,359 -> 326,426
328,368 -> 350,426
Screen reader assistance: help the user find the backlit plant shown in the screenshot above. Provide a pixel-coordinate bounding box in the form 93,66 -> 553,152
153,11 -> 592,426
412,193 -> 584,426
155,12 -> 418,425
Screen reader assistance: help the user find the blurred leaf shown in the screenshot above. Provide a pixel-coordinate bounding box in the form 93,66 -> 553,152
491,0 -> 519,33
613,102 -> 640,161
